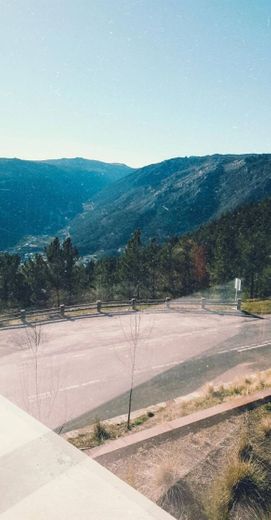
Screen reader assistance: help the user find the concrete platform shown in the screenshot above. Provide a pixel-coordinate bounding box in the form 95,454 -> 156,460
0,395 -> 173,519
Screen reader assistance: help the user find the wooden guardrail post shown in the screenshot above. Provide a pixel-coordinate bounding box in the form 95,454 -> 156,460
96,300 -> 102,313
59,304 -> 65,317
201,297 -> 206,309
20,309 -> 26,321
237,298 -> 242,311
165,297 -> 171,309
130,298 -> 136,310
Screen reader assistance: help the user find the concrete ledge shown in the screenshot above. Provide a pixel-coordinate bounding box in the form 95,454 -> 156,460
0,395 -> 173,519
89,389 -> 271,465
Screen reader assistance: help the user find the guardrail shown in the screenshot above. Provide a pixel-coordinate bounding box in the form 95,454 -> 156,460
0,297 -> 242,328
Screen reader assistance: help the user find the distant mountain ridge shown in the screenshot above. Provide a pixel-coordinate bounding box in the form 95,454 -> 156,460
69,153 -> 271,254
0,157 -> 133,250
1,153 -> 271,256
43,157 -> 132,178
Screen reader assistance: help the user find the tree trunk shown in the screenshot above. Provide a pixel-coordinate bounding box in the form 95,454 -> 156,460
127,387 -> 133,430
250,272 -> 255,299
56,287 -> 60,307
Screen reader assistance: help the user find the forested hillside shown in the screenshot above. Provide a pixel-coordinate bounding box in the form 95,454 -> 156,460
0,198 -> 270,310
0,154 -> 270,257
70,154 -> 271,254
0,158 -> 133,250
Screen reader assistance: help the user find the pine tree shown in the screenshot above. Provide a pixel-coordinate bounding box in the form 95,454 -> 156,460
44,238 -> 64,306
0,253 -> 21,306
21,254 -> 50,306
119,229 -> 145,299
62,237 -> 79,304
144,239 -> 161,298
191,242 -> 209,290
94,256 -> 117,300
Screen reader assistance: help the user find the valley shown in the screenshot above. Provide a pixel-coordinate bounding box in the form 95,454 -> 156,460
1,153 -> 271,256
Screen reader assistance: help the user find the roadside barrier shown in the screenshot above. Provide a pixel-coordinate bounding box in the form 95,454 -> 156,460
0,297 -> 242,328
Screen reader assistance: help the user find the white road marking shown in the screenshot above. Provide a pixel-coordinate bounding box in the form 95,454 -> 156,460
108,345 -> 127,351
219,340 -> 271,355
152,361 -> 180,370
135,360 -> 179,374
237,342 -> 271,353
59,379 -> 102,391
61,384 -> 78,391
28,378 -> 102,400
81,379 -> 102,387
28,391 -> 52,401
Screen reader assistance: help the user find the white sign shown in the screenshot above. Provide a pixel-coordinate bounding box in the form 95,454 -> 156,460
234,278 -> 242,291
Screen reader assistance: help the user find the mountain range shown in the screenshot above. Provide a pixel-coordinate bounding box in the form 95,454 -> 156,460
0,154 -> 271,255
0,158 -> 132,251
70,153 -> 271,254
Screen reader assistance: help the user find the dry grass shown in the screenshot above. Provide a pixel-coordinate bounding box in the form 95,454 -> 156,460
205,456 -> 269,520
204,414 -> 271,520
259,417 -> 271,438
105,407 -> 271,520
243,299 -> 271,315
67,369 -> 271,451
69,418 -> 116,449
141,446 -> 184,502
157,370 -> 271,426
68,414 -> 152,449
93,419 -> 112,444
120,460 -> 139,489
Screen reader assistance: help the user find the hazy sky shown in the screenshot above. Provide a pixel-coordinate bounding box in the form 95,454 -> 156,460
1,0 -> 271,166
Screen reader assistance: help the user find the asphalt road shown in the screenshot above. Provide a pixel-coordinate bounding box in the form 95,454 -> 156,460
0,310 -> 270,431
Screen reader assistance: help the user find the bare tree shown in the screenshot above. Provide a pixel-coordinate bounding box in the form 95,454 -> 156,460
18,324 -> 63,426
24,324 -> 42,418
119,312 -> 154,430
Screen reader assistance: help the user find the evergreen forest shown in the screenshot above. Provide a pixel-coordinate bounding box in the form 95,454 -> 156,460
0,198 -> 270,310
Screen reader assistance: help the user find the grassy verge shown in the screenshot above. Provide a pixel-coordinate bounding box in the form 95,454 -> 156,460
204,406 -> 271,519
154,369 -> 271,424
68,414 -> 151,450
66,369 -> 271,451
110,405 -> 271,520
242,299 -> 271,315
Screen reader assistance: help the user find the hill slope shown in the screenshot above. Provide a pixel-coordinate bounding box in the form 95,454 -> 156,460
43,157 -> 131,179
70,154 -> 271,254
0,158 -> 133,250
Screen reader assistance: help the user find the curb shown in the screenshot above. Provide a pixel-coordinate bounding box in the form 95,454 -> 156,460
87,389 -> 271,464
241,309 -> 265,320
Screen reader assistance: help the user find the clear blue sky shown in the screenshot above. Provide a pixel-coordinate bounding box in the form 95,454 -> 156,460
1,0 -> 271,167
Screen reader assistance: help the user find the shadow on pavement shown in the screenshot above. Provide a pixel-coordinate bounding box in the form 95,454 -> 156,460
61,341 -> 271,433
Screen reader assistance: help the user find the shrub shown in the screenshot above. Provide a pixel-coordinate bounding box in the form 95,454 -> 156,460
141,446 -> 182,502
206,457 -> 269,520
93,419 -> 111,444
237,438 -> 253,462
259,417 -> 271,438
133,415 -> 149,427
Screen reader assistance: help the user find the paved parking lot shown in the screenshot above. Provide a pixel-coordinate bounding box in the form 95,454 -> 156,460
0,310 -> 270,430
